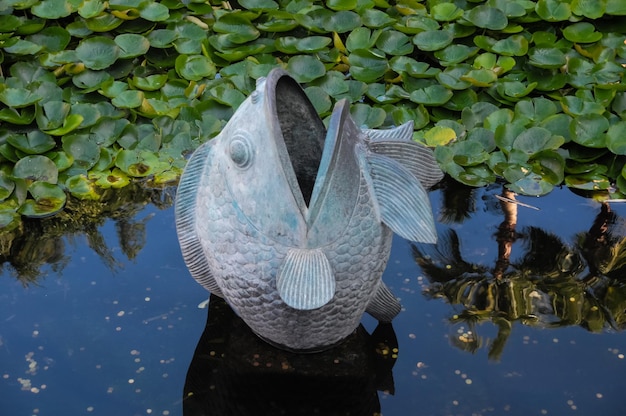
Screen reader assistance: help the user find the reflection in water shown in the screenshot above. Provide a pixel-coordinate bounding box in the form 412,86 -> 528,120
413,184 -> 626,360
0,184 -> 175,283
183,295 -> 398,416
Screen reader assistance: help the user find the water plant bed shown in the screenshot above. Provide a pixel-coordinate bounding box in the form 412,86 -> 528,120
0,0 -> 625,229
1,184 -> 624,415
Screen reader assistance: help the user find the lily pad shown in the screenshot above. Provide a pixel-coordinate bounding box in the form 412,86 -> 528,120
376,30 -> 413,56
7,131 -> 56,155
115,149 -> 159,177
535,0 -> 572,21
62,134 -> 101,169
464,5 -> 508,30
348,49 -> 388,83
563,22 -> 603,43
413,30 -> 453,51
175,54 -> 217,81
528,47 -> 567,69
75,36 -> 120,70
19,181 -> 66,217
570,114 -> 609,148
605,121 -> 626,155
115,34 -> 150,58
410,85 -> 454,106
13,155 -> 59,184
31,0 -> 75,19
285,55 -> 326,83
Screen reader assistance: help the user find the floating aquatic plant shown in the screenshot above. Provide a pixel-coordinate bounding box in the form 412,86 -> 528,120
0,0 -> 625,229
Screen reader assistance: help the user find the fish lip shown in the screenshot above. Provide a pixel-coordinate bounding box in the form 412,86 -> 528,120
264,69 -> 327,222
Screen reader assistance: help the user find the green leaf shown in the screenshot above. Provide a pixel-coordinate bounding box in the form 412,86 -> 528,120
239,0 -> 279,10
606,121 -> 626,155
26,26 -> 71,52
18,182 -> 66,217
513,127 -> 564,157
424,126 -> 457,146
139,1 -> 170,21
413,30 -> 453,51
528,47 -> 567,69
7,131 -> 56,154
535,0 -> 572,21
0,107 -> 36,125
570,114 -> 609,148
361,8 -> 396,28
84,12 -> 123,32
435,44 -> 477,66
285,55 -> 326,83
376,30 -> 413,55
409,85 -> 453,105
346,27 -> 379,52
75,36 -> 120,70
115,34 -> 150,58
464,5 -> 508,30
44,114 -> 84,136
349,103 -> 386,128
563,22 -> 603,43
111,90 -> 145,108
31,0 -> 74,19
147,29 -> 178,48
275,36 -> 331,54
305,86 -> 332,114
13,155 -> 59,184
115,149 -> 159,177
175,54 -> 217,81
0,87 -> 42,108
348,49 -> 388,83
0,171 -> 15,201
571,0 -> 607,18
431,3 -> 464,21
62,134 -> 101,169
327,0 -> 357,11
78,0 -> 106,18
324,11 -> 362,33
460,69 -> 498,87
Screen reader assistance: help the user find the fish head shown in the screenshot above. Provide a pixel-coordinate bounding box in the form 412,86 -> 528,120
214,69 -> 349,246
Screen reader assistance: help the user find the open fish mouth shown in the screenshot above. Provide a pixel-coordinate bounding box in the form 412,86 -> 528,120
268,71 -> 327,210
266,70 -> 362,235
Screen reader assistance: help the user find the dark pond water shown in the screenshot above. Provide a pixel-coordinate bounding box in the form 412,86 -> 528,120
1,182 -> 625,416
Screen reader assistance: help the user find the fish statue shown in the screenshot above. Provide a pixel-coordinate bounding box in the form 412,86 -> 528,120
175,68 -> 442,351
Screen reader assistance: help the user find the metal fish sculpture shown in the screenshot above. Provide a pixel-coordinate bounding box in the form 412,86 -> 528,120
176,68 -> 442,351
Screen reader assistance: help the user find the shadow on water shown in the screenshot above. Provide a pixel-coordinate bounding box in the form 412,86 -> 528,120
183,295 -> 397,416
413,179 -> 626,361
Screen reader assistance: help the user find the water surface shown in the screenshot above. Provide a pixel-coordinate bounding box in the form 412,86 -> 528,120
1,183 -> 625,415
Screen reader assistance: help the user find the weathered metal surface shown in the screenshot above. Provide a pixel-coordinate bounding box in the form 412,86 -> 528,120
175,68 -> 442,351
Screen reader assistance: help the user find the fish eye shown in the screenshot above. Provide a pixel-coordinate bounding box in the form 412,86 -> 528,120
229,135 -> 254,169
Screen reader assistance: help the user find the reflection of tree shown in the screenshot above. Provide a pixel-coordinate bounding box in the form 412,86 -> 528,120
0,184 -> 175,284
413,185 -> 626,361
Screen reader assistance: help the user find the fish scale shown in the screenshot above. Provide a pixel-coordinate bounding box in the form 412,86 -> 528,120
176,68 -> 441,351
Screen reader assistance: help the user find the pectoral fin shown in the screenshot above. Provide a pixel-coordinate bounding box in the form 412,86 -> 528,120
175,141 -> 222,296
366,283 -> 401,322
358,148 -> 438,244
277,248 -> 335,310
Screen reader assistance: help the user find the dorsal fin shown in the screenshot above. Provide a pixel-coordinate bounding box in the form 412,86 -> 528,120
364,122 -> 414,142
368,140 -> 443,189
276,248 -> 335,310
357,147 -> 438,244
175,141 -> 222,296
366,282 -> 401,322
